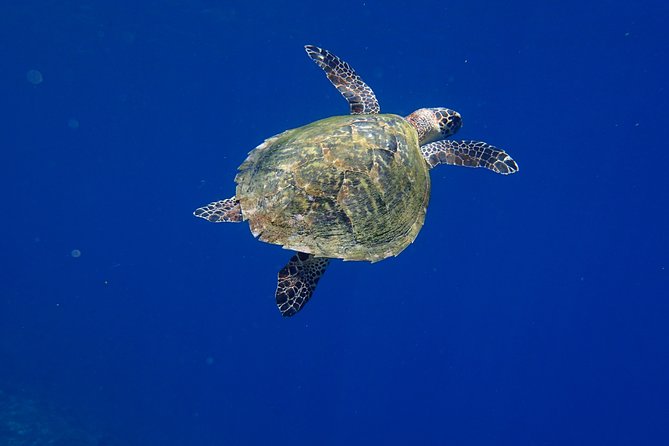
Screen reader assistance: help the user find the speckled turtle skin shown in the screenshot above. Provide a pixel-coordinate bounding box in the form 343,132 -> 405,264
235,113 -> 430,262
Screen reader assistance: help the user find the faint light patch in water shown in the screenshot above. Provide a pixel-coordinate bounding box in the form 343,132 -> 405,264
71,249 -> 81,258
68,118 -> 80,129
205,356 -> 215,365
26,69 -> 43,84
121,30 -> 136,44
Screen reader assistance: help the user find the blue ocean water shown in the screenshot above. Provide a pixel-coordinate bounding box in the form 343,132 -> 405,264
1,1 -> 668,445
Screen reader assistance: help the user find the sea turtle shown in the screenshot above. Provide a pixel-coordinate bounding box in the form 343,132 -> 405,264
194,45 -> 518,317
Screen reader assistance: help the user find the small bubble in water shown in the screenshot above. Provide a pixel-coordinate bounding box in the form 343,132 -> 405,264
68,118 -> 80,129
122,31 -> 136,44
71,249 -> 81,258
26,69 -> 43,84
205,356 -> 214,365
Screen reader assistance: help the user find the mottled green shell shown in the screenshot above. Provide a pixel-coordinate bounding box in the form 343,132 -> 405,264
235,114 -> 431,261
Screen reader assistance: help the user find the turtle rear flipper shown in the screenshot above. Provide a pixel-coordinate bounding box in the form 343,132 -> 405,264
420,140 -> 519,174
276,252 -> 330,317
194,197 -> 243,222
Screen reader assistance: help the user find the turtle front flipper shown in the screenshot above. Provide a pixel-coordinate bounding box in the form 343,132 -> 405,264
420,140 -> 519,175
305,45 -> 380,115
276,252 -> 330,317
193,196 -> 243,222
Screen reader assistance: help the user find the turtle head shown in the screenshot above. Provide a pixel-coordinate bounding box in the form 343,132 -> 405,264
406,108 -> 462,145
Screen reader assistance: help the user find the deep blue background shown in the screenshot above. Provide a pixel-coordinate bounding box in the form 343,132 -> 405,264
2,1 -> 668,445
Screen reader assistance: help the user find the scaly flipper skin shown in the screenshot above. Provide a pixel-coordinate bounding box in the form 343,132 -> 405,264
276,252 -> 330,317
305,45 -> 380,115
421,140 -> 518,174
193,197 -> 243,222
